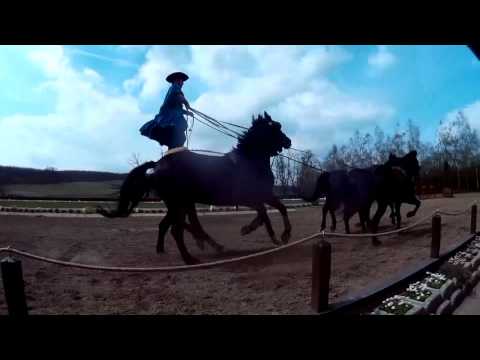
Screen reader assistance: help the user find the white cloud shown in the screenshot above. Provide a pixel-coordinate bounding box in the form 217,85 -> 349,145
184,46 -> 392,156
443,100 -> 480,133
68,47 -> 139,68
368,45 -> 396,71
464,101 -> 480,120
118,45 -> 150,52
0,45 -> 396,172
28,45 -> 70,77
0,45 -> 155,172
123,46 -> 189,99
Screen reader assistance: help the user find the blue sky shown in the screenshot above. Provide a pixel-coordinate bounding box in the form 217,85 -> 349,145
0,45 -> 478,172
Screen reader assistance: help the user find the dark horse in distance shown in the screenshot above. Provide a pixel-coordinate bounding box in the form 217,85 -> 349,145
384,151 -> 421,226
301,169 -> 371,233
302,151 -> 421,242
99,113 -> 292,264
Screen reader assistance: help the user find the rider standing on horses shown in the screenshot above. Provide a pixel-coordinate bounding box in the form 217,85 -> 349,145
140,72 -> 194,150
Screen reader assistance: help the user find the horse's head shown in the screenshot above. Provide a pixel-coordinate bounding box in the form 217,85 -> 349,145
403,150 -> 420,179
386,151 -> 420,180
388,153 -> 398,162
238,112 -> 291,157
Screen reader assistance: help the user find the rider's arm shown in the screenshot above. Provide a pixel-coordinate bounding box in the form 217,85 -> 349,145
178,92 -> 190,109
177,92 -> 193,117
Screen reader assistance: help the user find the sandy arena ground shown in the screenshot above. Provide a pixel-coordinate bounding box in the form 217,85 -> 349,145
0,193 -> 477,314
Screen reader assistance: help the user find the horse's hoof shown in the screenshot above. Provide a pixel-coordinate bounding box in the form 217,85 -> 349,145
241,226 -> 251,236
186,257 -> 201,265
195,239 -> 206,251
271,236 -> 281,246
406,212 -> 415,218
281,232 -> 291,244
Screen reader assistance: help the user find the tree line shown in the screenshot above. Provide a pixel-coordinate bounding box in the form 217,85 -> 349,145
272,111 -> 480,196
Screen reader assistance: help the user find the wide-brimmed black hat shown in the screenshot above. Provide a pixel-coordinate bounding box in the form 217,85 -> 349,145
166,72 -> 189,83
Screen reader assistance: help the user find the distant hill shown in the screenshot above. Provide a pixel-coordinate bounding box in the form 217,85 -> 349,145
0,165 -> 301,200
0,165 -> 126,186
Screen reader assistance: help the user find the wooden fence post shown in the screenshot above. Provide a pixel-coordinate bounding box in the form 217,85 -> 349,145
1,257 -> 28,316
471,204 -> 477,235
311,240 -> 331,313
431,215 -> 442,259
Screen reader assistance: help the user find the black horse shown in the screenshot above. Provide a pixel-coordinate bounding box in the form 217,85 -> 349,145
302,153 -> 421,240
384,151 -> 421,226
99,112 -> 292,264
365,163 -> 422,244
302,170 -> 370,233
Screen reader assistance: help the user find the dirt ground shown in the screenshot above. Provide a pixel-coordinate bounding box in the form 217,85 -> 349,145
0,193 -> 477,315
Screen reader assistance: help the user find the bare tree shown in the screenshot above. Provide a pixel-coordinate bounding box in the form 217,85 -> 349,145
406,118 -> 421,153
339,130 -> 376,168
436,111 -> 480,189
322,145 -> 347,171
128,152 -> 142,168
290,149 -> 322,200
272,155 -> 288,195
389,126 -> 407,156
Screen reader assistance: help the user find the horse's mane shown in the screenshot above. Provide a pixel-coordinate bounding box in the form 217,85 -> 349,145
236,113 -> 278,157
386,150 -> 419,177
236,115 -> 261,152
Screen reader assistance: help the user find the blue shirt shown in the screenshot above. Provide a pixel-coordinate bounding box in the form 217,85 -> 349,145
155,83 -> 188,130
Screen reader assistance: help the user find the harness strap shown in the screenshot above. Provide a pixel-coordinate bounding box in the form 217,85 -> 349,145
163,147 -> 188,157
391,166 -> 407,177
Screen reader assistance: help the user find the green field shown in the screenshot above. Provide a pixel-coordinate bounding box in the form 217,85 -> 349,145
0,199 -> 309,210
2,181 -> 123,198
1,181 -> 311,210
0,199 -> 169,209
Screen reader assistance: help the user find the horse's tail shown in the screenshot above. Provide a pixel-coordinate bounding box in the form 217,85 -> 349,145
97,161 -> 157,218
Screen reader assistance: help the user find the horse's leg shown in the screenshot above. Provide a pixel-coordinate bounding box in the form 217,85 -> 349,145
240,204 -> 280,245
389,203 -> 396,225
344,215 -> 351,234
156,212 -> 172,254
240,213 -> 264,236
249,204 -> 280,245
359,209 -> 368,232
343,206 -> 353,234
182,205 -> 205,251
265,197 -> 291,244
329,207 -> 337,231
320,202 -> 328,231
370,201 -> 388,246
186,205 -> 224,253
406,196 -> 421,218
395,201 -> 402,229
156,207 -> 200,253
170,207 -> 199,265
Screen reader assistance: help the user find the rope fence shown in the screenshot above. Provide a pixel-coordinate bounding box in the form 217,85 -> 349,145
1,202 -> 477,316
0,203 -> 475,273
437,209 -> 472,216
